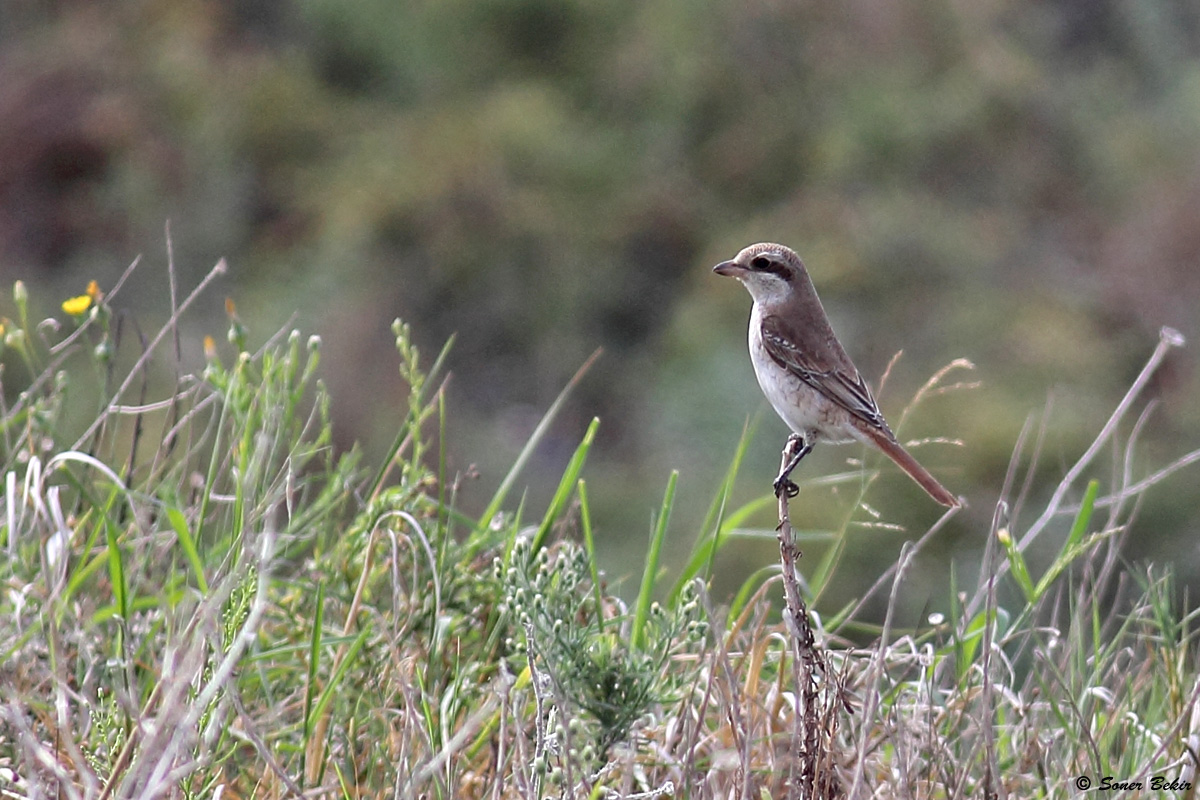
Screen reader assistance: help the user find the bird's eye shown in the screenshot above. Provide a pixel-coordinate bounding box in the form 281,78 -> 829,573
750,256 -> 771,270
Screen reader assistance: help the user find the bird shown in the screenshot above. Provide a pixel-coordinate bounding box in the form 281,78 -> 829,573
714,242 -> 959,507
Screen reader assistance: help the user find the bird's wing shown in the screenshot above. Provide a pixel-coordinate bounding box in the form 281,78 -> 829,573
760,314 -> 890,434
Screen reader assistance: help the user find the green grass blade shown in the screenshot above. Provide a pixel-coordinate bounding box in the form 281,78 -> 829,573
64,510 -> 107,614
424,332 -> 456,397
809,597 -> 860,633
671,493 -> 775,604
632,470 -> 677,650
1002,529 -> 1036,603
669,420 -> 755,604
578,479 -> 605,634
696,415 -> 758,540
1016,481 -> 1103,602
729,565 -> 779,622
437,385 -> 449,545
529,417 -> 600,556
478,349 -> 601,530
301,580 -> 325,782
102,490 -> 128,626
1067,479 -> 1098,549
956,609 -> 989,680
165,504 -> 208,594
366,332 -> 456,498
308,627 -> 371,745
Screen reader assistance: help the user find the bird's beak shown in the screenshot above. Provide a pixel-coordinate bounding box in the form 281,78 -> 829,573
712,260 -> 743,277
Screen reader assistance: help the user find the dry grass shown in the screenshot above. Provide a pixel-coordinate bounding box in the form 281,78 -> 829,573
2,263 -> 1198,799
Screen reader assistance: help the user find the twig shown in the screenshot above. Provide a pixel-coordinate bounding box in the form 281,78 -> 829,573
848,541 -> 917,799
774,438 -> 836,799
1016,326 -> 1184,550
74,259 -> 229,449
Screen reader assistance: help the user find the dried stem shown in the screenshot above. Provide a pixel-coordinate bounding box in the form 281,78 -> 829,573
775,438 -> 841,799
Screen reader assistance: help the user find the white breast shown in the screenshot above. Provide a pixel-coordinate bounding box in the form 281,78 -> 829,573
747,303 -> 853,444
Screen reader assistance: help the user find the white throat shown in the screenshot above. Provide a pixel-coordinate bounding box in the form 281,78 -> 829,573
737,273 -> 790,308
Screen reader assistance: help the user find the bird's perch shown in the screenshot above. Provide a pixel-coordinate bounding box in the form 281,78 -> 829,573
776,436 -> 816,656
775,437 -> 834,796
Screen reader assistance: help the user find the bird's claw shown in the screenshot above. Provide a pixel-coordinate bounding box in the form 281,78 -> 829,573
773,476 -> 800,499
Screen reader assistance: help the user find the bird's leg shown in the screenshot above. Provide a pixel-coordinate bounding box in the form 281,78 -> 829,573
773,434 -> 814,498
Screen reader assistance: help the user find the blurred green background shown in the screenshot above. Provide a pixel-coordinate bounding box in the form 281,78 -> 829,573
3,0 -> 1198,613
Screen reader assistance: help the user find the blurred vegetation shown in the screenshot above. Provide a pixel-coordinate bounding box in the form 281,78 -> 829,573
2,0 -> 1199,603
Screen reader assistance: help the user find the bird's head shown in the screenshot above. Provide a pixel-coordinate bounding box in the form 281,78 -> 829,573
712,243 -> 807,305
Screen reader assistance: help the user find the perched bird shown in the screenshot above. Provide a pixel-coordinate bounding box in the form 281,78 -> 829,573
714,242 -> 959,507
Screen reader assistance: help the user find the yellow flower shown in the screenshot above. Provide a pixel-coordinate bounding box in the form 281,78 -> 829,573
62,294 -> 92,315
63,280 -> 102,316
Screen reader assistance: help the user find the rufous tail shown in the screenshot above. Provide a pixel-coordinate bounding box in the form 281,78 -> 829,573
862,428 -> 960,508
